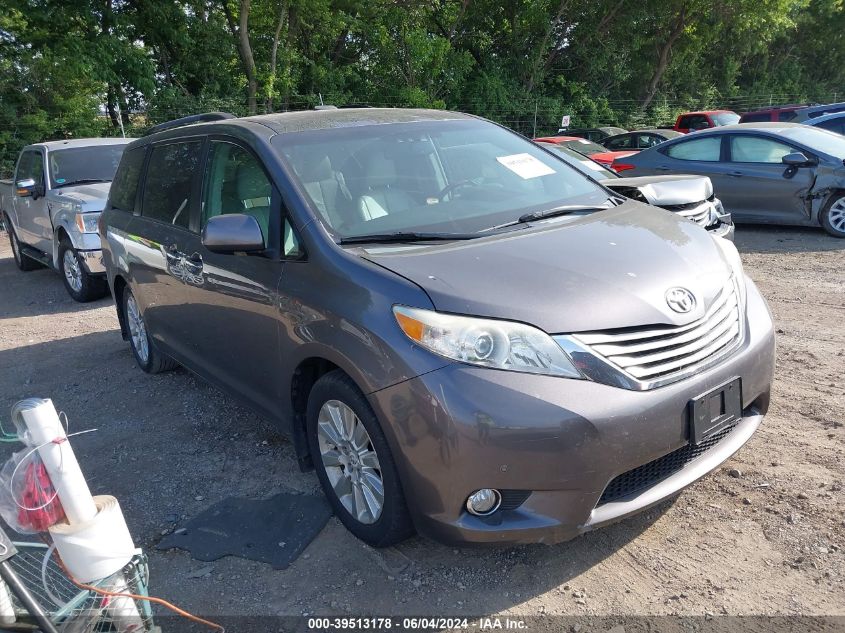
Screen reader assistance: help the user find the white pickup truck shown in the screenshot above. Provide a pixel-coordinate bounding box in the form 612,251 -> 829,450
0,138 -> 133,301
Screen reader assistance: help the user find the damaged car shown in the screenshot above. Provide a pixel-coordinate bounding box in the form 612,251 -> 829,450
537,141 -> 733,239
615,122 -> 845,237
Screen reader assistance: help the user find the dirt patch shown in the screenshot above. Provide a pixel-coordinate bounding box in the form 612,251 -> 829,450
0,225 -> 842,618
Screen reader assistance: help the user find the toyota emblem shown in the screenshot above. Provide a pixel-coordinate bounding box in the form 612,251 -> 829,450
665,287 -> 696,313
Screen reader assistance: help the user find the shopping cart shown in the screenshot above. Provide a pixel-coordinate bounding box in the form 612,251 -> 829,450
0,525 -> 158,632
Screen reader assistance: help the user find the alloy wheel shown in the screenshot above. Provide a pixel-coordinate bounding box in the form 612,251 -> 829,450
125,294 -> 150,364
828,197 -> 845,235
316,399 -> 385,524
63,249 -> 83,293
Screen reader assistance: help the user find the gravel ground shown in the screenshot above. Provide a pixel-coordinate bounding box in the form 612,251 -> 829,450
0,225 -> 842,623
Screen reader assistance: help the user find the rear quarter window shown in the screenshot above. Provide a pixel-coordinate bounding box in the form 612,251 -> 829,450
109,147 -> 146,213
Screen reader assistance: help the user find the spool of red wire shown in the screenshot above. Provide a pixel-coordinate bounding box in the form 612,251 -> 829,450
17,458 -> 65,532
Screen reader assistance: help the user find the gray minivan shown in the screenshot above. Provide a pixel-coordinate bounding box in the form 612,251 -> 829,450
100,109 -> 775,547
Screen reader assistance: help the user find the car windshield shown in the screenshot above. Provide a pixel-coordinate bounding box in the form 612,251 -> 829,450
540,143 -> 616,180
785,126 -> 845,157
712,112 -> 741,126
49,144 -> 127,188
274,119 -> 610,239
560,139 -> 607,156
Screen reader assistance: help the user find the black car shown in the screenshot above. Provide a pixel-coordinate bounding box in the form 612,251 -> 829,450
555,126 -> 627,142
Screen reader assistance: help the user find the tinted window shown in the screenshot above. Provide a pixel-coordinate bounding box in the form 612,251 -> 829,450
816,118 -> 845,135
778,111 -> 798,121
276,119 -> 608,239
109,147 -> 146,212
730,136 -> 793,163
49,144 -> 125,188
666,137 -> 722,161
679,115 -> 708,130
203,142 -> 273,247
739,113 -> 771,123
17,151 -> 44,185
141,141 -> 202,229
605,135 -> 633,150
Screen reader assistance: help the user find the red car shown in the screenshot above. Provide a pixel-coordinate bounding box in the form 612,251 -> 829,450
533,136 -> 637,172
672,110 -> 740,133
738,104 -> 814,123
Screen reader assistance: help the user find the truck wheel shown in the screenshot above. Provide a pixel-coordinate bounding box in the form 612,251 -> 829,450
123,288 -> 179,374
7,222 -> 40,271
821,194 -> 845,238
58,239 -> 108,302
306,370 -> 414,547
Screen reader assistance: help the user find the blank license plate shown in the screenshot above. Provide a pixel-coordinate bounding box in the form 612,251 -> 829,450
689,377 -> 742,445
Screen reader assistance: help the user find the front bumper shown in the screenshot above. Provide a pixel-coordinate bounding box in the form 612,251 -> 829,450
368,278 -> 775,545
78,249 -> 106,274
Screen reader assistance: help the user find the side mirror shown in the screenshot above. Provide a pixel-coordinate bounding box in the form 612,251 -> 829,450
201,214 -> 265,254
782,152 -> 814,167
15,178 -> 36,197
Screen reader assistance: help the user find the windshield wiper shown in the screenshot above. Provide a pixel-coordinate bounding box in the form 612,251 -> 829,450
338,231 -> 478,245
53,178 -> 111,188
483,204 -> 614,232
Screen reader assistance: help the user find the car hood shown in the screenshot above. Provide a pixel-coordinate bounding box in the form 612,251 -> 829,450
606,175 -> 713,206
47,182 -> 111,212
361,202 -> 733,333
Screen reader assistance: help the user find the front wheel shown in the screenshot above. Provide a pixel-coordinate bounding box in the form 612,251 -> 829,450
306,370 -> 414,547
821,194 -> 845,238
123,288 -> 178,374
59,240 -> 107,302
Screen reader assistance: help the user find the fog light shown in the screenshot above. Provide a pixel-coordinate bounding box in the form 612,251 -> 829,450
466,488 -> 501,516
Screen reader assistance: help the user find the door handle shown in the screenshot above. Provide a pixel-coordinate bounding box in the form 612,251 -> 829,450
729,171 -> 744,178
656,165 -> 670,171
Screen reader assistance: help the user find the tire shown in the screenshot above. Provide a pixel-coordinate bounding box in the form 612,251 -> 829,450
821,193 -> 845,238
122,288 -> 178,374
6,221 -> 40,271
58,239 -> 108,302
306,370 -> 414,547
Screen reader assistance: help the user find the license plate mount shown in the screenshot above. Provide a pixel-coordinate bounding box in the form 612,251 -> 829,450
689,377 -> 742,446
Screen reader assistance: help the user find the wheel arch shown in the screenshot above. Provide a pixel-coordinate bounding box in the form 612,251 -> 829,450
112,274 -> 130,340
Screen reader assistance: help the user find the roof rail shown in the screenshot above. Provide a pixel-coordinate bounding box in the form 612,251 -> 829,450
145,112 -> 236,136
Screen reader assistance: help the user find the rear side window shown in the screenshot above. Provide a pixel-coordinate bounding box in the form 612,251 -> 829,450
203,142 -> 273,247
739,112 -> 770,123
730,136 -> 793,163
679,115 -> 709,130
110,147 -> 146,212
665,137 -> 722,161
816,118 -> 845,134
605,136 -> 633,150
141,141 -> 202,229
778,111 -> 797,121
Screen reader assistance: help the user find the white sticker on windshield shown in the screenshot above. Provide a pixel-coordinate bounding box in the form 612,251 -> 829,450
496,153 -> 556,179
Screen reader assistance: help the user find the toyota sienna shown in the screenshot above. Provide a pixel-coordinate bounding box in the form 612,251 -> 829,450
100,109 -> 775,547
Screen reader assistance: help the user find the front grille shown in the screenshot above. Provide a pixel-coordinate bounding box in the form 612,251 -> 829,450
573,278 -> 741,386
662,200 -> 712,226
597,421 -> 738,505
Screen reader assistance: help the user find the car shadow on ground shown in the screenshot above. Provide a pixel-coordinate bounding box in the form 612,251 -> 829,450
0,237 -> 114,319
733,224 -> 845,254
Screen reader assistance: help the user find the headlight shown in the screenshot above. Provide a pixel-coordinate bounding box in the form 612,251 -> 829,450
393,306 -> 583,378
75,213 -> 101,233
